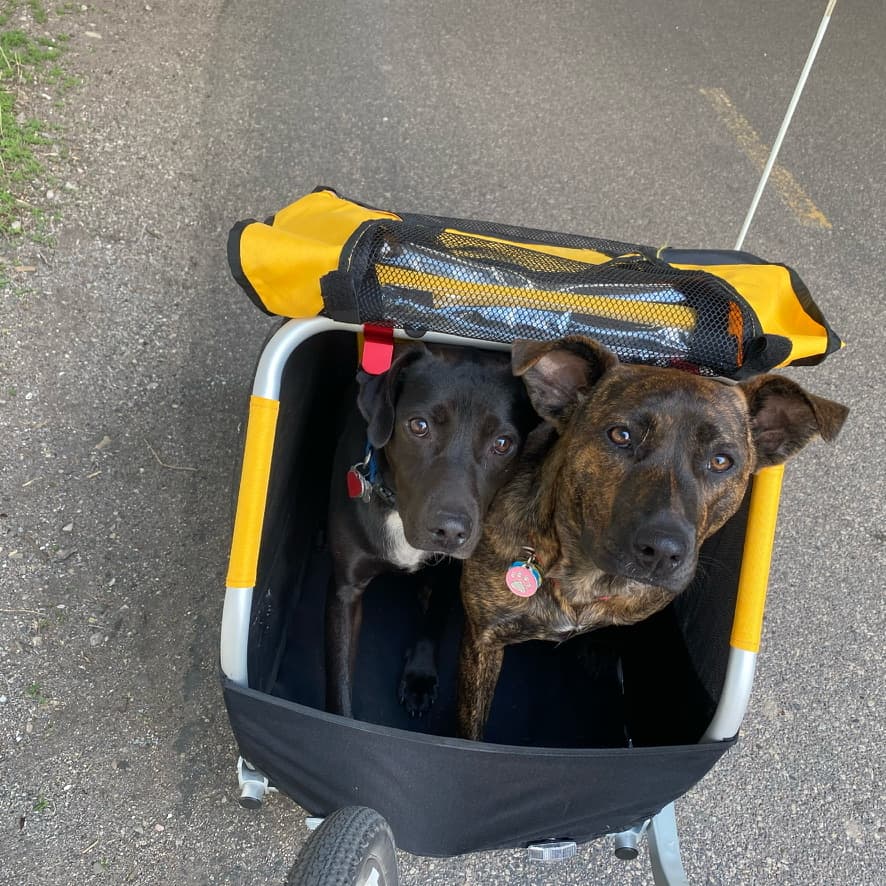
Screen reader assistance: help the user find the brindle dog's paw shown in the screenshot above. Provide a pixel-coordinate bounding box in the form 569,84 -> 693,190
398,639 -> 438,717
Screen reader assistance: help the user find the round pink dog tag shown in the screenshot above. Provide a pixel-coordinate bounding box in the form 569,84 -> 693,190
505,562 -> 541,598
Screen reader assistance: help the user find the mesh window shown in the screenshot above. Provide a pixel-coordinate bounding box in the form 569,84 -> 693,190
333,218 -> 762,377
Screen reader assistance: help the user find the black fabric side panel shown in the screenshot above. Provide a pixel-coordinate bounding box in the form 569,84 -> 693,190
659,247 -> 768,266
320,271 -> 360,323
224,682 -> 734,858
227,219 -> 275,316
247,332 -> 356,689
732,334 -> 794,378
673,487 -> 751,709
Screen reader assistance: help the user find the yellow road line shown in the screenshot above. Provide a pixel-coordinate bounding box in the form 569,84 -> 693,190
700,87 -> 831,230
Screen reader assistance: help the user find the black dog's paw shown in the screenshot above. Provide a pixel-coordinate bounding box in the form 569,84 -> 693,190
398,640 -> 438,716
398,668 -> 438,717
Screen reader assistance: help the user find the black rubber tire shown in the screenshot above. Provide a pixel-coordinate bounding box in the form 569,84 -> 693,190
285,806 -> 399,886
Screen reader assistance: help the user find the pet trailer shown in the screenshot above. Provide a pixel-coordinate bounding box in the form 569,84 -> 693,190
219,188 -> 841,885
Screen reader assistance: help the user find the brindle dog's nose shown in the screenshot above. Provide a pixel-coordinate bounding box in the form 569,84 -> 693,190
632,521 -> 690,577
430,512 -> 472,549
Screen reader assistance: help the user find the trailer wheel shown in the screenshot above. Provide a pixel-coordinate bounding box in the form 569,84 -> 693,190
285,806 -> 399,886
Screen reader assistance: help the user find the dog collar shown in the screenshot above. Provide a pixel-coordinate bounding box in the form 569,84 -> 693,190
505,544 -> 611,602
346,443 -> 396,506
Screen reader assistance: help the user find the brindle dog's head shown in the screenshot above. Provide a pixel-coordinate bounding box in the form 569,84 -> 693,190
513,336 -> 848,594
358,343 -> 538,558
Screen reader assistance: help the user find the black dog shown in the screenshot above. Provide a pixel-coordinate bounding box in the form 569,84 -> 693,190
325,342 -> 538,718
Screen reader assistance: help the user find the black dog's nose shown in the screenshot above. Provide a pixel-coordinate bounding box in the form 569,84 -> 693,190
632,523 -> 690,576
429,513 -> 472,549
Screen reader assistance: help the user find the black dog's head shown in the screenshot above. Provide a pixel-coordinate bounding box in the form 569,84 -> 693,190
513,336 -> 848,594
358,343 -> 538,558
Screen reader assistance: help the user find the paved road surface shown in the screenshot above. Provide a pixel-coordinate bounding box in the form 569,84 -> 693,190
1,1 -> 882,884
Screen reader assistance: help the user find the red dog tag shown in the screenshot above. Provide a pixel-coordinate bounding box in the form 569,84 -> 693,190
346,468 -> 368,500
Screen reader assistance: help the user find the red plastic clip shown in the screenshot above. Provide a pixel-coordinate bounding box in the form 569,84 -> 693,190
361,323 -> 395,375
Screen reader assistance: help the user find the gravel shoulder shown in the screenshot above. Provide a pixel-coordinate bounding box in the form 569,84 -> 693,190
1,3 -> 296,884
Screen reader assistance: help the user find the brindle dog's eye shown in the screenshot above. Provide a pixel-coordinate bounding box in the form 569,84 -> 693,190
708,453 -> 734,473
408,418 -> 430,437
492,435 -> 513,455
607,426 -> 632,447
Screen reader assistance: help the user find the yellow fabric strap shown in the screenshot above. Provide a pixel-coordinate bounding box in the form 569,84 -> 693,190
730,464 -> 785,652
226,396 -> 280,589
672,263 -> 830,366
238,189 -> 400,317
374,264 -> 697,330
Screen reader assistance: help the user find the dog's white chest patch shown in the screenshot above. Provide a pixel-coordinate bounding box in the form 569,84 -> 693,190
383,511 -> 430,572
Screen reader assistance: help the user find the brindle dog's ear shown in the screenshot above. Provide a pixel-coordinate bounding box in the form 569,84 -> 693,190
512,336 -> 618,430
357,343 -> 428,448
739,374 -> 849,468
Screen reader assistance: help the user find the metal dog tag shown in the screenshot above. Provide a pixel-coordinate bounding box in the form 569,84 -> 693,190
506,560 -> 542,597
346,465 -> 372,503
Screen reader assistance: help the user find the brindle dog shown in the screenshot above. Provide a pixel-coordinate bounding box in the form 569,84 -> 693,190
457,335 -> 848,741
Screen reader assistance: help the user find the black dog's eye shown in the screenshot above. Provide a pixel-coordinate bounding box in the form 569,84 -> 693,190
492,435 -> 514,455
408,418 -> 430,437
607,426 -> 632,448
708,453 -> 734,473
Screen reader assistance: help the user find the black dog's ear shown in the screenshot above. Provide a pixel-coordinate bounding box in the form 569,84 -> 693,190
739,374 -> 849,469
357,344 -> 428,448
512,336 -> 618,430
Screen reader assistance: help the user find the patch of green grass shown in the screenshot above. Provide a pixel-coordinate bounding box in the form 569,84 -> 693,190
46,64 -> 78,92
0,10 -> 72,238
29,1 -> 48,25
33,796 -> 50,812
1,29 -> 61,66
25,681 -> 48,703
0,109 -> 51,177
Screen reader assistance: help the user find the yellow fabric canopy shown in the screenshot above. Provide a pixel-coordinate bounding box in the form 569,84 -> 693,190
229,188 -> 841,375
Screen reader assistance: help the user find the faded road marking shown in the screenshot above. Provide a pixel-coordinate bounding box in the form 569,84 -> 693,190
700,87 -> 831,230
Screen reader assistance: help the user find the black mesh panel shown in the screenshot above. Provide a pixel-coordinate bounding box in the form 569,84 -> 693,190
330,218 -> 763,377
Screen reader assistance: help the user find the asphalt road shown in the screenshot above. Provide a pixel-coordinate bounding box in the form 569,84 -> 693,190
1,1 -> 883,884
